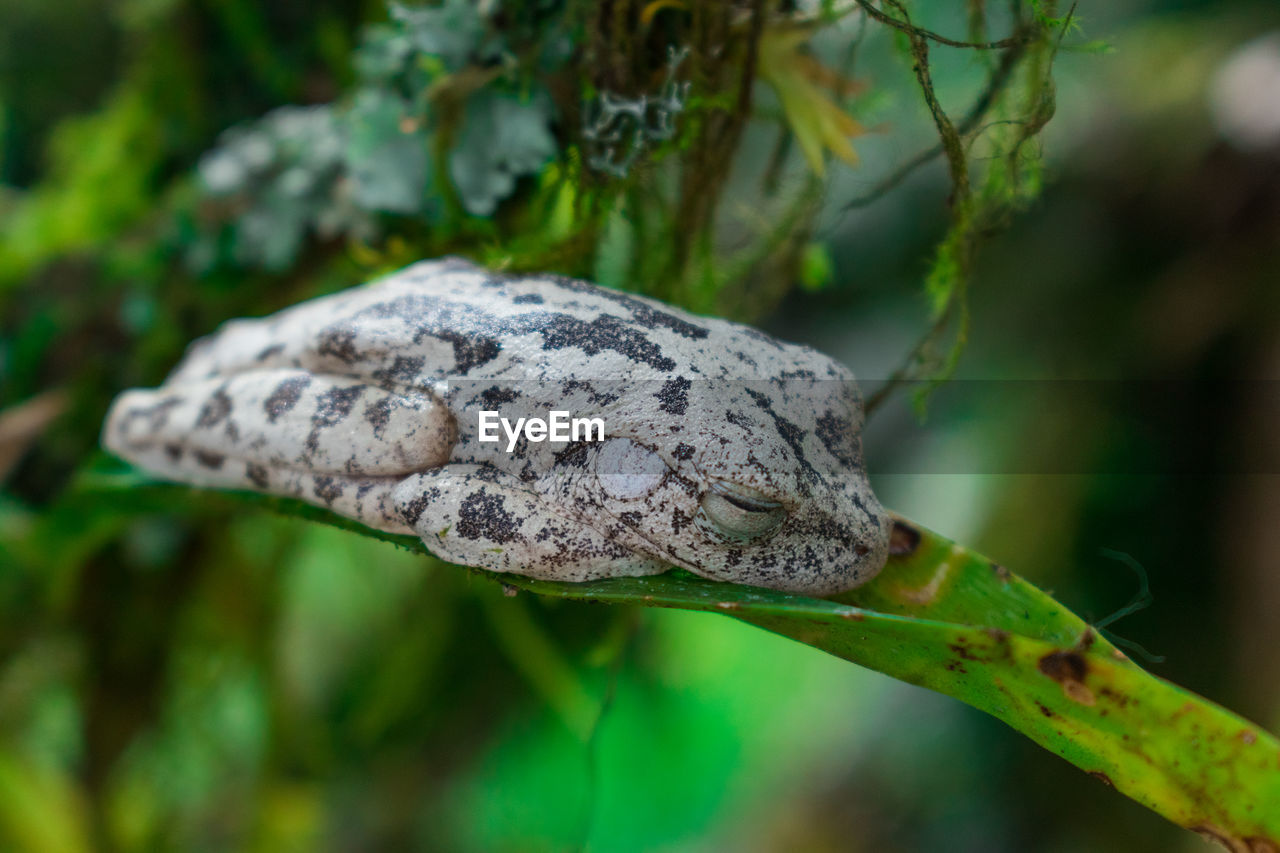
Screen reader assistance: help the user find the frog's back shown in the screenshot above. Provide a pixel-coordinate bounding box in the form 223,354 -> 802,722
381,259 -> 852,384
166,258 -> 851,392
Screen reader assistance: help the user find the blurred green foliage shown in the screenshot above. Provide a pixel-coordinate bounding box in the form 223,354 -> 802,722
2,0 -> 1279,850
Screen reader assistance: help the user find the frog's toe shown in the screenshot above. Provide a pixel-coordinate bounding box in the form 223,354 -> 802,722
113,442 -> 414,534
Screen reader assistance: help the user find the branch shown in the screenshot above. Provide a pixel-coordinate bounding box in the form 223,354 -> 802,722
849,0 -> 1029,50
844,17 -> 1034,210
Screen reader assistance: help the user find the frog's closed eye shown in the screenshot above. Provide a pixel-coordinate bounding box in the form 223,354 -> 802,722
700,480 -> 786,540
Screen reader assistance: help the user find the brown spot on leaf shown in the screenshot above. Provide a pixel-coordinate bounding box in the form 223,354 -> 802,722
950,641 -> 982,662
1039,650 -> 1086,683
1098,687 -> 1133,708
1038,650 -> 1097,705
1087,770 -> 1113,787
990,561 -> 1011,582
888,519 -> 921,557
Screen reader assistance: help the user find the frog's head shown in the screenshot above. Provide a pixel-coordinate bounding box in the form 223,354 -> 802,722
591,376 -> 890,596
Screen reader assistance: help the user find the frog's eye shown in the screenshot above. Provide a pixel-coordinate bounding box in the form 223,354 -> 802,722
700,481 -> 786,540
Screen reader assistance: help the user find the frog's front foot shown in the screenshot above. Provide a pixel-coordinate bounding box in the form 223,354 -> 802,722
392,466 -> 668,581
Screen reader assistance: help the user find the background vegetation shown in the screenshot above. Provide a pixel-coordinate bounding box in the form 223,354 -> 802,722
1,0 -> 1278,850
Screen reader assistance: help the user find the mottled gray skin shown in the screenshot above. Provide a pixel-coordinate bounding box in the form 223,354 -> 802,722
104,257 -> 889,595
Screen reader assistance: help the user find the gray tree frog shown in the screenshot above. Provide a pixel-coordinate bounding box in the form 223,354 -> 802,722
103,257 -> 890,595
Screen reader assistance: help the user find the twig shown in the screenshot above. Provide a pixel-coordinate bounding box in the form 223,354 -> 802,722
844,17 -> 1033,210
849,0 -> 1029,49
862,1 -> 1052,414
885,0 -> 968,198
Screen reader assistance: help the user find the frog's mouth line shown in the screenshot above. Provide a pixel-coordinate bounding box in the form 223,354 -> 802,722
574,501 -> 694,574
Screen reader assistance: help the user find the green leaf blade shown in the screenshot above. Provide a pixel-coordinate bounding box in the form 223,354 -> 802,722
65,471 -> 1280,844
